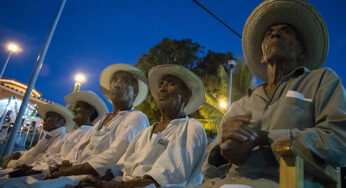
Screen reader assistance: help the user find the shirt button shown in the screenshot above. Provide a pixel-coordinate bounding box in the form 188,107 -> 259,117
158,139 -> 165,145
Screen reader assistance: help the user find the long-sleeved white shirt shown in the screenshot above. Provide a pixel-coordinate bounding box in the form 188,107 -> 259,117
66,109 -> 149,176
7,127 -> 66,168
115,117 -> 208,186
31,125 -> 92,170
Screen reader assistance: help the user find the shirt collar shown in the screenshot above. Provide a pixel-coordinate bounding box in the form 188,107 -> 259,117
50,126 -> 66,135
247,66 -> 310,98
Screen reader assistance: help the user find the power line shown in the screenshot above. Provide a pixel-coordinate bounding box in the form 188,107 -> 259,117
192,0 -> 242,39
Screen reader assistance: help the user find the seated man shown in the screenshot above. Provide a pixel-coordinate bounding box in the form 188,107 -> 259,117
32,90 -> 109,169
44,64 -> 150,180
202,0 -> 346,187
80,64 -> 208,187
2,103 -> 74,170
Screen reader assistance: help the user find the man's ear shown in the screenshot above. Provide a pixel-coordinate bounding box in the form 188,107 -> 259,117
261,55 -> 266,64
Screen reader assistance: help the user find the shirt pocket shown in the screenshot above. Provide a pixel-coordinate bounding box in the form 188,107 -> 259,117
267,97 -> 315,130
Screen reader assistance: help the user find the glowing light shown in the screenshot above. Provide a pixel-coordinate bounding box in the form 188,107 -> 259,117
74,73 -> 86,83
219,101 -> 227,109
7,43 -> 21,53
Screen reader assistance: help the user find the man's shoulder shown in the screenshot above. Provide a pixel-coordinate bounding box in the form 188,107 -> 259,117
309,67 -> 340,79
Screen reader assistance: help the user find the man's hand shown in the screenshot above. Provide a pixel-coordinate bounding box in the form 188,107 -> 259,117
1,152 -> 21,169
221,112 -> 257,143
44,164 -> 61,179
78,176 -> 123,188
220,112 -> 258,163
123,176 -> 159,188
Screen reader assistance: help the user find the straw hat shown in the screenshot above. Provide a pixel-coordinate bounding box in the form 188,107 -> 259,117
148,64 -> 205,115
242,0 -> 329,81
38,103 -> 74,132
64,90 -> 109,123
99,63 -> 148,107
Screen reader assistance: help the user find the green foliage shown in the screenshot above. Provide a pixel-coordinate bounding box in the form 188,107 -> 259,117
136,38 -> 202,75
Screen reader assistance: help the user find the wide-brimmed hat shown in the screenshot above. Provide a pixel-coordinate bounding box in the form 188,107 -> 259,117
64,90 -> 109,123
242,0 -> 329,81
99,63 -> 148,107
38,103 -> 74,132
148,64 -> 205,115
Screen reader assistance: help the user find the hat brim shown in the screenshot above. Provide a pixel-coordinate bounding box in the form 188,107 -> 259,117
37,103 -> 74,132
99,63 -> 148,107
148,64 -> 205,115
242,0 -> 329,81
64,91 -> 109,123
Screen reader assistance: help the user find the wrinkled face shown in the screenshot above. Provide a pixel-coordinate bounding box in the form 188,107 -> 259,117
109,71 -> 138,108
73,101 -> 96,126
261,24 -> 305,69
156,75 -> 191,113
43,111 -> 65,132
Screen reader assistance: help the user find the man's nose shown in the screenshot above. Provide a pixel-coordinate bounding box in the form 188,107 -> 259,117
271,32 -> 281,39
159,84 -> 168,92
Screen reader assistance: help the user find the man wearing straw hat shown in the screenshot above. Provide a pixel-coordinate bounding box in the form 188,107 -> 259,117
202,0 -> 346,187
79,64 -> 208,187
2,103 -> 74,170
42,64 -> 149,182
30,90 -> 108,170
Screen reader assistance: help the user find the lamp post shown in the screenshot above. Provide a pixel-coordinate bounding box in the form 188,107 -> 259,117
0,43 -> 21,79
73,73 -> 86,92
227,59 -> 236,109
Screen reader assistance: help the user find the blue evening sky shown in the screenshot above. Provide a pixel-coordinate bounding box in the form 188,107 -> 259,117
0,0 -> 345,111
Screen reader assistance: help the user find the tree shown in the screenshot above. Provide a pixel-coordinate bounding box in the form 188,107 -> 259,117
136,38 -> 202,75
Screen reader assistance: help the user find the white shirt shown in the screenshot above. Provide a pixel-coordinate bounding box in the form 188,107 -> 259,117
66,109 -> 149,176
7,127 -> 66,168
31,125 -> 92,169
116,117 -> 208,186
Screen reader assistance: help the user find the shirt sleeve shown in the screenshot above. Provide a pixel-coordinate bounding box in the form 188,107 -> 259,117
88,111 -> 149,176
9,134 -> 52,168
145,120 -> 208,186
268,70 -> 346,167
201,100 -> 246,178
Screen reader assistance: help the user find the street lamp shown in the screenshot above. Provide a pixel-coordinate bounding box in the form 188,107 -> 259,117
0,43 -> 21,79
227,59 -> 237,109
73,73 -> 86,92
219,101 -> 227,109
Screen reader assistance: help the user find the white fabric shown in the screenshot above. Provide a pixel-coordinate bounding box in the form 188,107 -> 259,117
7,127 -> 66,168
31,125 -> 92,170
66,109 -> 149,176
115,117 -> 208,186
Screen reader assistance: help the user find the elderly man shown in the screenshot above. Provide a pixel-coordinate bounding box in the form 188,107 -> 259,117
43,64 -> 149,183
202,0 -> 346,187
30,90 -> 108,169
79,64 -> 208,187
2,103 -> 74,170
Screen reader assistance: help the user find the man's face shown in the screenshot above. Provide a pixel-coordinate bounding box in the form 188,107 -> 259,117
261,24 -> 305,68
109,71 -> 138,108
43,111 -> 64,132
156,75 -> 191,113
73,101 -> 96,126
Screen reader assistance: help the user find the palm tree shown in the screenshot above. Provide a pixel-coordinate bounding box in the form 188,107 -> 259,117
197,59 -> 254,138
